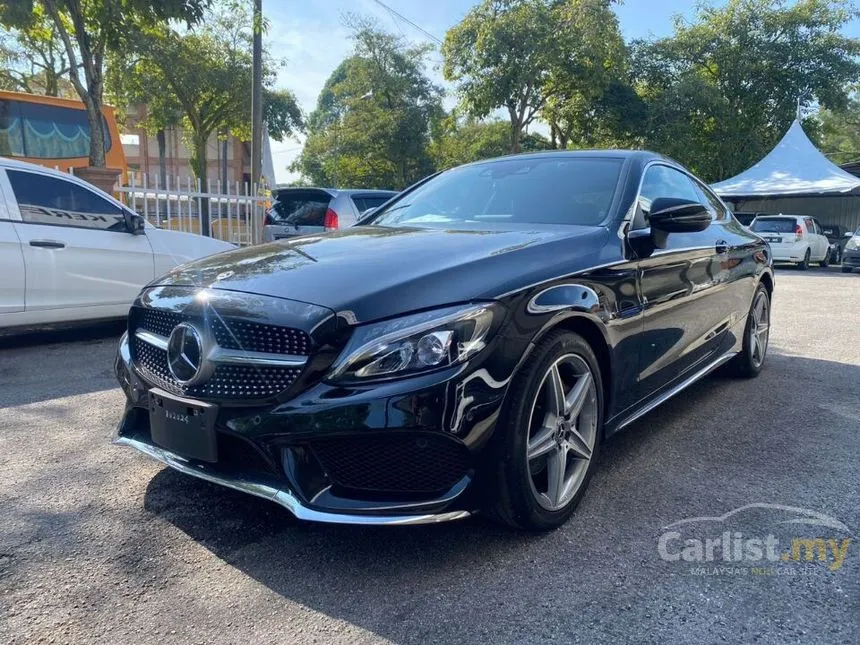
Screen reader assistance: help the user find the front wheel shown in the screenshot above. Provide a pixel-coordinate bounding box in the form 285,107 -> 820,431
729,284 -> 770,378
485,330 -> 603,531
798,249 -> 810,270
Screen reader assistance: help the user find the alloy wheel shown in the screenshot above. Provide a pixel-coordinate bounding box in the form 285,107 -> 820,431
750,291 -> 770,368
525,354 -> 598,511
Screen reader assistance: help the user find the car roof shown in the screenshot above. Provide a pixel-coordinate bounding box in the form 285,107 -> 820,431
0,156 -> 80,181
272,186 -> 397,197
455,149 -> 675,169
754,214 -> 804,219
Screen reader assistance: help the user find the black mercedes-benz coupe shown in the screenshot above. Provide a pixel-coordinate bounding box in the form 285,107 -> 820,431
114,151 -> 774,530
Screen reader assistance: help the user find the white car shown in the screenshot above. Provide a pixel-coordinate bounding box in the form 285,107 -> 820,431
749,214 -> 831,269
0,158 -> 234,331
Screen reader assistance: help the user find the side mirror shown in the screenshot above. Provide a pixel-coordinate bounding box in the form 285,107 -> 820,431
648,198 -> 711,233
125,210 -> 146,235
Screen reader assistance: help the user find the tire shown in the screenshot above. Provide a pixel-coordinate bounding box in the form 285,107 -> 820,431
798,249 -> 810,270
729,284 -> 770,378
820,250 -> 830,268
484,330 -> 603,531
842,266 -> 854,274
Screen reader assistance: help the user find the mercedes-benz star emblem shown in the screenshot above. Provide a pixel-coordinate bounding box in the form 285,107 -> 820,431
167,323 -> 205,385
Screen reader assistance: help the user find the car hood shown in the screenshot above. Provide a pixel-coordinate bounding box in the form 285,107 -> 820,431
152,225 -> 613,323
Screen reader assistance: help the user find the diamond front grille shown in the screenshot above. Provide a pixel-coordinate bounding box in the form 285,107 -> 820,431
135,307 -> 312,356
130,306 -> 309,400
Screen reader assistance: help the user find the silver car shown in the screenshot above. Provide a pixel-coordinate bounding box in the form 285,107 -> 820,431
262,187 -> 397,242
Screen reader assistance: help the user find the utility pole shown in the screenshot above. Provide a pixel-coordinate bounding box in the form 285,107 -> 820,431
250,0 -> 263,196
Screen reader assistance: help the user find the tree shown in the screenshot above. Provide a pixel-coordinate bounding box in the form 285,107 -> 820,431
818,90 -> 860,165
114,1 -> 303,230
631,0 -> 860,181
0,4 -> 75,96
293,22 -> 442,189
539,0 -> 628,150
429,115 -> 552,169
442,0 -> 624,153
0,0 -> 210,168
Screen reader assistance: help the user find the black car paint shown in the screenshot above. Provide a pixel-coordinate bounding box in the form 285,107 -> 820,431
116,151 -> 773,517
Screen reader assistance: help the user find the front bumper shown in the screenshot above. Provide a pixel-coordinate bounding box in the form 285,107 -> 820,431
113,434 -> 470,525
113,330 -> 509,524
843,249 -> 860,270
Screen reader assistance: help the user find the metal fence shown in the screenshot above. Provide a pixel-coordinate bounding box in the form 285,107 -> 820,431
114,172 -> 265,246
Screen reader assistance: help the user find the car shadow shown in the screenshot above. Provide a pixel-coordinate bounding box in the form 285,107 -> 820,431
137,349 -> 860,642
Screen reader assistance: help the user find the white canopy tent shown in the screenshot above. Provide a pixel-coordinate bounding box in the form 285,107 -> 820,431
711,120 -> 860,197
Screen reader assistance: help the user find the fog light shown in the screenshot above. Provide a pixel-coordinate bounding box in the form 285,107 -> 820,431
416,331 -> 453,366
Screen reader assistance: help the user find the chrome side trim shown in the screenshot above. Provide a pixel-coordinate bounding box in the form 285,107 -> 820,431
113,436 -> 471,526
613,350 -> 738,431
134,329 -> 168,350
134,329 -> 308,367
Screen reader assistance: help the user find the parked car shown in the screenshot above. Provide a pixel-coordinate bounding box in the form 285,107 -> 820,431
114,150 -> 774,530
750,214 -> 830,269
262,187 -> 397,242
843,227 -> 860,273
0,158 -> 234,332
820,223 -> 847,264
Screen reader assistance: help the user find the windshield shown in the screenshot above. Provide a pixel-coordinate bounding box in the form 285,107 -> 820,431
751,217 -> 796,233
370,157 -> 623,228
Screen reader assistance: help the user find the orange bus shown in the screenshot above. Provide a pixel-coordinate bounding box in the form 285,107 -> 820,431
0,90 -> 127,174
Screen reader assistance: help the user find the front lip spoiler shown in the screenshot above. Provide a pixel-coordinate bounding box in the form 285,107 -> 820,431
113,436 -> 472,526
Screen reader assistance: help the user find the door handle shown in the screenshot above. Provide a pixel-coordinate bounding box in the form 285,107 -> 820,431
715,240 -> 729,254
29,239 -> 65,249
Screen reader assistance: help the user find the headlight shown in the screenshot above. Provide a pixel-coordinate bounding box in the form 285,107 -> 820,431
846,236 -> 860,251
327,303 -> 500,382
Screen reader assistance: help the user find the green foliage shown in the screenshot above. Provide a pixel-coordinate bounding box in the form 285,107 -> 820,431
0,3 -> 75,96
292,21 -> 442,189
631,0 -> 860,181
442,0 -> 625,153
111,1 -> 303,183
818,90 -> 860,164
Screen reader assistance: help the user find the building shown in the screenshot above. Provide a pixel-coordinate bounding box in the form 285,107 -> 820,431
120,103 -> 255,190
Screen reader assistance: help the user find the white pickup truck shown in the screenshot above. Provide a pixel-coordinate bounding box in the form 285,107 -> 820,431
0,158 -> 234,331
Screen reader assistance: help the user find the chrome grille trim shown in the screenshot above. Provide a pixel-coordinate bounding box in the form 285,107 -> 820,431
134,329 -> 168,351
134,329 -> 308,367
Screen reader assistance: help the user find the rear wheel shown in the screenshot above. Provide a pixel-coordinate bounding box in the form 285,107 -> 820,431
729,284 -> 770,378
798,249 -> 810,270
820,249 -> 830,268
843,266 -> 854,274
485,330 -> 602,531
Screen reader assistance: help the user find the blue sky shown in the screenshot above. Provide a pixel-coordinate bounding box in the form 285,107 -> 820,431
266,1 -> 860,182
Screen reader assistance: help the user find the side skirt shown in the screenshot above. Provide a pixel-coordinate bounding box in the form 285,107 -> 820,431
607,350 -> 739,435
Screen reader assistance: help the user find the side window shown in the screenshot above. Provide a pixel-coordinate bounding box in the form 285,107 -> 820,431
635,165 -> 701,229
363,196 -> 391,210
692,180 -> 727,221
6,169 -> 127,232
271,193 -> 330,226
804,218 -> 816,234
350,196 -> 368,213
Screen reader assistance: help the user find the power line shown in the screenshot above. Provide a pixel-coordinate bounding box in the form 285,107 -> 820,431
370,0 -> 443,45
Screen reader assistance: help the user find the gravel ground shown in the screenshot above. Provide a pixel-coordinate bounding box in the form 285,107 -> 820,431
1,268 -> 858,645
